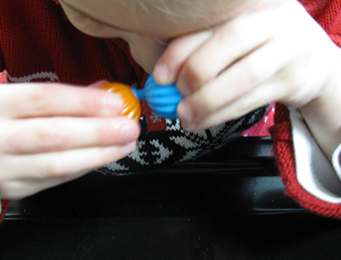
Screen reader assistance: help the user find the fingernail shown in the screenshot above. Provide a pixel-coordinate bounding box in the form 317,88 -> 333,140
120,124 -> 138,143
177,102 -> 196,131
177,101 -> 193,121
154,63 -> 169,84
176,78 -> 191,96
124,141 -> 137,154
181,120 -> 197,132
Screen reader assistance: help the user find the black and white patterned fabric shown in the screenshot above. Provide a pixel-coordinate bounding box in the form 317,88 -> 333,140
98,106 -> 268,175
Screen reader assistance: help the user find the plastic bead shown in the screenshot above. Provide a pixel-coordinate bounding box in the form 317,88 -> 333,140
133,73 -> 183,119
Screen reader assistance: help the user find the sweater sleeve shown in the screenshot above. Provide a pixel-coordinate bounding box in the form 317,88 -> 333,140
290,108 -> 341,203
269,0 -> 341,219
270,104 -> 341,218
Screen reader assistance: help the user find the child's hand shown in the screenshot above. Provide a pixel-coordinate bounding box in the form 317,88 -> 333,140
0,82 -> 140,199
153,0 -> 339,132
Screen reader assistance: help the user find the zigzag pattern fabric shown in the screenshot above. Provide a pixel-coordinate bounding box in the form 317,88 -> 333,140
99,107 -> 267,175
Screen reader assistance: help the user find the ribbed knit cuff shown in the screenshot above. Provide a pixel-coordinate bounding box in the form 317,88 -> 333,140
270,103 -> 341,219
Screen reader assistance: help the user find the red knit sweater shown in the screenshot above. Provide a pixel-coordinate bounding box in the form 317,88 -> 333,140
1,0 -> 341,221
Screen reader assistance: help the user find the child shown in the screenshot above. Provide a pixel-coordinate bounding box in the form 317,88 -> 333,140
1,0 -> 341,219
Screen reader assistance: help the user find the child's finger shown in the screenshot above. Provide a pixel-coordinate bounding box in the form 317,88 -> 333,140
0,83 -> 124,119
0,142 -> 136,182
180,73 -> 293,132
177,37 -> 293,125
175,8 -> 279,96
0,170 -> 90,199
0,117 -> 140,154
87,80 -> 110,89
153,30 -> 213,86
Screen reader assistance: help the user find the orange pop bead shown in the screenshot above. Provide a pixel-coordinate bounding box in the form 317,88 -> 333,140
100,82 -> 141,122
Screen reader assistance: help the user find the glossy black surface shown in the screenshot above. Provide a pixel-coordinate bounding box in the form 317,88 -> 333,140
1,214 -> 341,260
4,137 -> 300,219
2,137 -> 340,259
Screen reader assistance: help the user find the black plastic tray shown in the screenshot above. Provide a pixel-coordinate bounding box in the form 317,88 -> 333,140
3,137 -> 341,260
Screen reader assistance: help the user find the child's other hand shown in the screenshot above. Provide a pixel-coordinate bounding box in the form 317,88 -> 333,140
154,0 -> 338,132
0,82 -> 140,199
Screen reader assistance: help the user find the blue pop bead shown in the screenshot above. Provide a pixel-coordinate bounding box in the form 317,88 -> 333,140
132,73 -> 184,119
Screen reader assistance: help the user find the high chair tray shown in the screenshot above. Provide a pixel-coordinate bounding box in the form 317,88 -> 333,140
4,137 -> 302,219
3,137 -> 341,260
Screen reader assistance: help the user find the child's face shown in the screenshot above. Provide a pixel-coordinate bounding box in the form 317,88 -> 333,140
59,0 -> 253,73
